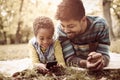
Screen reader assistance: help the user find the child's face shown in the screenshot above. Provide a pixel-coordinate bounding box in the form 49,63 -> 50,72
36,28 -> 53,49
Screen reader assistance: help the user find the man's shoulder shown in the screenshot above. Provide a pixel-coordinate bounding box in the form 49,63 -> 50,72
88,16 -> 107,25
87,16 -> 108,30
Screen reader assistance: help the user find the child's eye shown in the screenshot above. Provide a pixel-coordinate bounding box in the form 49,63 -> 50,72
48,37 -> 52,40
39,38 -> 44,40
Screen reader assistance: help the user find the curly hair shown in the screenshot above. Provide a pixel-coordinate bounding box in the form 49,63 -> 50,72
33,16 -> 54,36
56,0 -> 85,21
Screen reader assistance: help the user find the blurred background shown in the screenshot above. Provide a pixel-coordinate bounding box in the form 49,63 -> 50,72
0,0 -> 120,61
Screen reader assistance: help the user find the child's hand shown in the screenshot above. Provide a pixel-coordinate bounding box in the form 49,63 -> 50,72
35,63 -> 49,75
49,64 -> 63,70
49,64 -> 65,76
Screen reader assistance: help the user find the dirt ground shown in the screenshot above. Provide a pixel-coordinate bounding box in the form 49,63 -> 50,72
0,44 -> 29,60
0,44 -> 120,80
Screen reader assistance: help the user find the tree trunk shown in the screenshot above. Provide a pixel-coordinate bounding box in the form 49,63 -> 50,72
15,0 -> 24,44
15,21 -> 22,43
3,31 -> 7,44
102,0 -> 116,41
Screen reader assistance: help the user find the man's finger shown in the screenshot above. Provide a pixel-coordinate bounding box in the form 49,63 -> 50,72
92,53 -> 102,59
87,55 -> 92,61
96,60 -> 104,70
87,59 -> 102,69
88,52 -> 96,56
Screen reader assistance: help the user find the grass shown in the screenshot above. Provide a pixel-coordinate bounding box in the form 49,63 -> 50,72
0,67 -> 95,80
0,39 -> 120,61
1,67 -> 120,80
0,44 -> 29,61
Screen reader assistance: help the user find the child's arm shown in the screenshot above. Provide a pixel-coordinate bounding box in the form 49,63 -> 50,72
54,40 -> 66,67
28,43 -> 48,68
28,43 -> 40,63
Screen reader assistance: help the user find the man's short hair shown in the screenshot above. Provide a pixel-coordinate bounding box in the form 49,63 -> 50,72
33,16 -> 54,36
56,0 -> 85,21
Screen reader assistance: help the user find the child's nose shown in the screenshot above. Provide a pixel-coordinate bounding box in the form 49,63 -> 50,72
43,40 -> 48,44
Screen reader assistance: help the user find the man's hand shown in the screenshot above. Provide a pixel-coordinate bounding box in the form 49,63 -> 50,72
86,52 -> 105,71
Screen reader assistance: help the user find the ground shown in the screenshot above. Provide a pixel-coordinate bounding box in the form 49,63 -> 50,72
0,44 -> 120,80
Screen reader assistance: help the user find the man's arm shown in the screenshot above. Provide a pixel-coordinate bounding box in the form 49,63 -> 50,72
86,20 -> 110,70
60,39 -> 87,67
96,22 -> 110,67
66,54 -> 87,68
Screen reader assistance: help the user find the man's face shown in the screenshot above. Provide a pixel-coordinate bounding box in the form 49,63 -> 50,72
60,17 -> 86,39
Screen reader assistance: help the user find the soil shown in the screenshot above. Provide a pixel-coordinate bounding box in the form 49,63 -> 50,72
0,67 -> 120,80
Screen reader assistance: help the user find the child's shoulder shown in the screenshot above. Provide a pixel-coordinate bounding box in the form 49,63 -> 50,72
29,37 -> 37,45
53,39 -> 61,47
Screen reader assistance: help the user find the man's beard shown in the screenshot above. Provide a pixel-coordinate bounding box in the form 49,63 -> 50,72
66,32 -> 76,39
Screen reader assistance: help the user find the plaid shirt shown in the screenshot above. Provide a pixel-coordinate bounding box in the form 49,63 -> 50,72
57,16 -> 110,67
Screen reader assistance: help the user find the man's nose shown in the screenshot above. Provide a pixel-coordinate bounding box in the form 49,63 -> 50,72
64,28 -> 70,33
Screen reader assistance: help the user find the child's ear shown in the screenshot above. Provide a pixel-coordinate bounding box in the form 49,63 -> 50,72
81,16 -> 86,22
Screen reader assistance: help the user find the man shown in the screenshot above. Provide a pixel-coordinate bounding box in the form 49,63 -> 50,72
55,0 -> 110,71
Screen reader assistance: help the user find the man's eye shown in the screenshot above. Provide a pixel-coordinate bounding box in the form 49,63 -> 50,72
61,27 -> 65,30
69,25 -> 74,28
69,26 -> 73,28
63,25 -> 65,28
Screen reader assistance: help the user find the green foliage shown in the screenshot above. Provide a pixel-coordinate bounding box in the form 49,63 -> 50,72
0,0 -> 21,44
0,0 -> 60,44
111,0 -> 120,38
111,0 -> 120,20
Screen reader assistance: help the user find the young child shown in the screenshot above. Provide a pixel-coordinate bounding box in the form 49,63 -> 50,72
28,16 -> 65,72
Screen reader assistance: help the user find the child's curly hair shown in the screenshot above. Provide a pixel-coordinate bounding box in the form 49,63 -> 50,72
56,0 -> 85,21
33,16 -> 54,36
